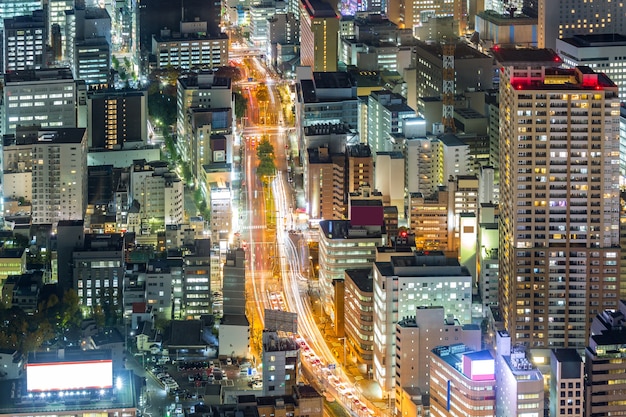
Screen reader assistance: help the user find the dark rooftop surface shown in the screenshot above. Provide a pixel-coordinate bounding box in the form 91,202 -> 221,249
492,47 -> 559,64
300,0 -> 337,18
561,33 -> 626,46
344,268 -> 373,292
552,348 -> 582,364
4,68 -> 75,82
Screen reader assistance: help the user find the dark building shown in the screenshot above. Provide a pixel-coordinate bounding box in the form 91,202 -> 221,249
87,89 -> 147,149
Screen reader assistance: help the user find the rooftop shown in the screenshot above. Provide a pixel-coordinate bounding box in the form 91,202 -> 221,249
344,268 -> 373,293
4,68 -> 74,83
560,33 -> 626,47
300,0 -> 337,18
491,47 -> 560,64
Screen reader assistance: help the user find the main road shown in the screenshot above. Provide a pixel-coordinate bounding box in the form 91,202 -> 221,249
235,56 -> 379,417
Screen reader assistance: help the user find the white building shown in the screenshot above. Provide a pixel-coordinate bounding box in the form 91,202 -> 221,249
249,1 -> 287,46
556,34 -> 626,100
146,259 -> 174,320
219,315 -> 250,359
373,251 -> 472,392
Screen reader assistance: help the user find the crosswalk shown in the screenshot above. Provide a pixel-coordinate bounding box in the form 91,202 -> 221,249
241,225 -> 266,230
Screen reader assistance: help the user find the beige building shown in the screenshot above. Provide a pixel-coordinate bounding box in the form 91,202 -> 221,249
387,0 -> 468,35
343,268 -> 374,372
306,147 -> 345,220
299,0 -> 338,72
496,48 -> 621,350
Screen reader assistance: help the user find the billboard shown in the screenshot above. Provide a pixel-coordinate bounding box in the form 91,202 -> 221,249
27,360 -> 113,392
462,351 -> 495,381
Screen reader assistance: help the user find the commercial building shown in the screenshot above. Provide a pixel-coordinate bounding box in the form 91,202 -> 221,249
475,10 -> 538,48
343,268 -> 374,371
496,48 -> 622,350
222,248 -> 246,316
373,252 -> 472,392
299,0 -> 339,72
367,90 -> 416,156
249,1 -> 287,46
430,344 -> 496,417
306,147 -> 345,220
387,0 -> 468,35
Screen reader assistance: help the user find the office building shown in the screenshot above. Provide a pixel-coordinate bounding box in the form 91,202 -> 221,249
295,70 -> 358,130
3,10 -> 47,72
477,203 -> 499,310
585,301 -> 626,417
318,219 -> 385,324
496,48 -> 622,350
151,26 -> 228,70
249,1 -> 287,46
430,345 -> 496,417
87,89 -> 148,149
556,34 -> 626,100
73,233 -> 125,308
299,0 -> 339,72
145,259 -> 174,320
373,252 -> 472,392
494,331 -> 544,417
396,308 -> 481,415
550,349 -> 584,417
538,0 -> 626,50
0,0 -> 41,34
2,68 -> 87,136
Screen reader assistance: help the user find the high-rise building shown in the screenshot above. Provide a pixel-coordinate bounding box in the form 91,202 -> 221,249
496,48 -> 621,350
345,144 -> 373,194
261,330 -> 300,396
373,252 -> 472,392
299,0 -> 339,72
538,0 -> 626,50
387,0 -> 467,35
343,268 -> 374,371
48,0 -> 74,59
3,10 -> 47,72
183,239 -> 212,318
306,147 -> 345,220
151,26 -> 228,70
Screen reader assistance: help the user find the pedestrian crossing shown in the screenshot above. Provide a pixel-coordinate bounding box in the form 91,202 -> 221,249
241,225 -> 266,230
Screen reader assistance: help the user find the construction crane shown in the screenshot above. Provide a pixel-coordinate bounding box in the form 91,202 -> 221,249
442,42 -> 456,133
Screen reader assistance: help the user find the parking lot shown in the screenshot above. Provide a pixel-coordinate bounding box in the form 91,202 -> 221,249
147,357 -> 261,402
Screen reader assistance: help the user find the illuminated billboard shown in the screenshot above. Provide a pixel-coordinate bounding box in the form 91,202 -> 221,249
27,360 -> 113,392
462,351 -> 495,381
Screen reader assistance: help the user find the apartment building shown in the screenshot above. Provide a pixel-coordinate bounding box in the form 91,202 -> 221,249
496,48 -> 621,350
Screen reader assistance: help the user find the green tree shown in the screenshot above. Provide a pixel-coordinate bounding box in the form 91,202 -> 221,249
233,91 -> 247,119
257,157 -> 276,181
256,84 -> 270,102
